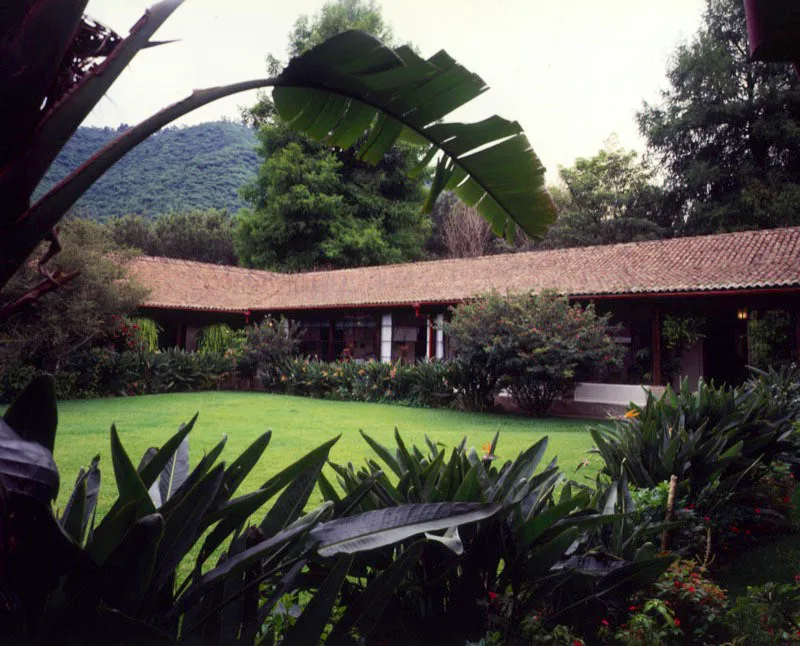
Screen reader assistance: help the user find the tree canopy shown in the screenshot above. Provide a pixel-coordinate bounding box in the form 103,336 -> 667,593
638,0 -> 800,235
108,209 -> 238,265
540,137 -> 668,249
235,0 -> 431,272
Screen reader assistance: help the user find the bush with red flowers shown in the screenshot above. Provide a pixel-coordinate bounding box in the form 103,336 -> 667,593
651,560 -> 729,641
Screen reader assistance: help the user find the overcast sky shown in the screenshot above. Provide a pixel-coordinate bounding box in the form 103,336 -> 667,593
84,0 -> 706,179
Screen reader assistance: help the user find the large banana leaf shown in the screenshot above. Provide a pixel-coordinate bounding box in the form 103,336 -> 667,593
3,17 -> 555,290
309,502 -> 501,557
272,30 -> 556,240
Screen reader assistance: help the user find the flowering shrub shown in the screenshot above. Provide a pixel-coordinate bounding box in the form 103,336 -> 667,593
109,315 -> 149,353
651,560 -> 728,641
446,291 -> 623,414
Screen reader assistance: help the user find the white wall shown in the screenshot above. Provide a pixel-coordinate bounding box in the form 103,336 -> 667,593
572,383 -> 667,407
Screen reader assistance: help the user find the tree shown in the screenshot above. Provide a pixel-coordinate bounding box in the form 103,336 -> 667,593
236,0 -> 432,271
432,196 -> 496,259
0,219 -> 146,387
154,209 -> 238,264
107,213 -> 158,254
540,137 -> 669,249
638,0 -> 800,235
107,209 -> 238,264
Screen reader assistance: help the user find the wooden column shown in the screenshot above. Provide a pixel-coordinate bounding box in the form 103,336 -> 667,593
651,309 -> 662,386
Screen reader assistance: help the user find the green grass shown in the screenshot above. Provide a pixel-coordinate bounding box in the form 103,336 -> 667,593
51,391 -> 599,515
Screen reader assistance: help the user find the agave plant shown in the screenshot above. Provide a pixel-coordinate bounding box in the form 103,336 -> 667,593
0,376 -> 500,643
320,430 -> 673,644
1,0 -> 555,304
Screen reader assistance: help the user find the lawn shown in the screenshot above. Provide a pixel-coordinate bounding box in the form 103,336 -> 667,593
50,391 -> 600,515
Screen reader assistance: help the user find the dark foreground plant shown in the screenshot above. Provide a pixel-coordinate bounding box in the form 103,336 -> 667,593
0,376 -> 499,644
322,430 -> 673,644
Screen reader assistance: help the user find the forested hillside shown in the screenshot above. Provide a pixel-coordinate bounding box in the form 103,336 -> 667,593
38,121 -> 259,219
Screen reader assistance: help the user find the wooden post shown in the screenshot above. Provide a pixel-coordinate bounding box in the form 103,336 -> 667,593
652,309 -> 662,386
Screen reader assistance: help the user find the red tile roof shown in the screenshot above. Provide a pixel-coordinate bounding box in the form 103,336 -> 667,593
127,227 -> 800,313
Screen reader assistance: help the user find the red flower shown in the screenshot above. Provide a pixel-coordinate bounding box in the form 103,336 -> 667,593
674,580 -> 682,588
674,618 -> 681,627
628,605 -> 638,611
601,618 -> 609,626
688,586 -> 696,593
704,516 -> 710,522
755,508 -> 761,514
730,525 -> 740,534
487,592 -> 498,601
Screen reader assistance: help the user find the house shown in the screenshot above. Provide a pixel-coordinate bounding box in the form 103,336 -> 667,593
127,226 -> 800,411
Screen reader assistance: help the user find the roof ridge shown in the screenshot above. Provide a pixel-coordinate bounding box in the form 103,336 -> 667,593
281,226 -> 800,279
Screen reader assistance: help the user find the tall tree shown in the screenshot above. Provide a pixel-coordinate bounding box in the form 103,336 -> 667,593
235,0 -> 431,271
638,0 -> 800,235
540,137 -> 668,249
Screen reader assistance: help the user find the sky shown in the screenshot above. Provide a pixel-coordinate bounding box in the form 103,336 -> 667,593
83,0 -> 707,179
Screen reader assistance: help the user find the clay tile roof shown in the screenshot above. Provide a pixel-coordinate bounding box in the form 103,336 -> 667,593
127,227 -> 800,312
126,256 -> 284,312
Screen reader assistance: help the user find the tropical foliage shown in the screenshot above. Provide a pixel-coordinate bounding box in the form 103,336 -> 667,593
590,367 -> 800,506
0,376 -> 499,643
323,430 -> 674,644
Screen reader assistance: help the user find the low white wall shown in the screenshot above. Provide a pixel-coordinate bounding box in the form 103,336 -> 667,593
572,382 -> 666,407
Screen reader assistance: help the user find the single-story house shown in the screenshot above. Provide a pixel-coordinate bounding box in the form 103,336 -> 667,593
127,226 -> 800,413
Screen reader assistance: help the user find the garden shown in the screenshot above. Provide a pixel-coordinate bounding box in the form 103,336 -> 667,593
3,285 -> 800,644
4,0 -> 800,643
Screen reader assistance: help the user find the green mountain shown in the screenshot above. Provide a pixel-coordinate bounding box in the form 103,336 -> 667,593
38,120 -> 259,219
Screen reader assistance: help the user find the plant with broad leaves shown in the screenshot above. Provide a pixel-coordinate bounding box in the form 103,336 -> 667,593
0,375 -> 499,643
1,0 -> 555,304
590,374 -> 799,509
320,430 -> 673,645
